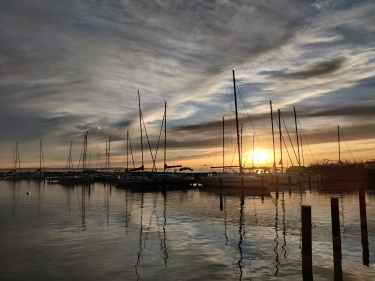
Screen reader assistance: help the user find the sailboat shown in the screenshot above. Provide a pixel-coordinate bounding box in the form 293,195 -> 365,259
117,91 -> 154,187
281,107 -> 321,183
311,126 -> 357,181
31,139 -> 46,180
259,101 -> 300,185
58,140 -> 81,183
6,142 -> 22,180
156,101 -> 185,185
199,70 -> 267,188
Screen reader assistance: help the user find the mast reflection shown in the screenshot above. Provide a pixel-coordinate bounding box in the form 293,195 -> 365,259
162,190 -> 168,267
125,190 -> 130,234
238,192 -> 244,280
274,193 -> 280,276
281,192 -> 288,260
135,192 -> 144,280
80,186 -> 86,231
37,180 -> 43,219
11,181 -> 20,219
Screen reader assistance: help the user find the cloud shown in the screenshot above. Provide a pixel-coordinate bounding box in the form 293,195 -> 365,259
1,0 -> 375,167
273,57 -> 345,79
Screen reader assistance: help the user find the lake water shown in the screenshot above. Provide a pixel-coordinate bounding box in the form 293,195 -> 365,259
1,180 -> 374,280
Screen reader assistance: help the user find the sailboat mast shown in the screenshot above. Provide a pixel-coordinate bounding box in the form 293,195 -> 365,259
232,70 -> 242,175
278,109 -> 283,173
16,142 -> 20,171
40,139 -> 42,172
222,117 -> 225,173
164,101 -> 167,173
338,125 -> 341,163
126,130 -> 129,171
252,133 -> 255,168
300,132 -> 304,166
14,142 -> 18,172
270,101 -> 276,173
68,140 -> 73,171
138,91 -> 144,169
293,107 -> 301,167
108,135 -> 111,171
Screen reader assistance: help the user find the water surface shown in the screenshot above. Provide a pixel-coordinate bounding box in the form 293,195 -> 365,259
1,180 -> 374,280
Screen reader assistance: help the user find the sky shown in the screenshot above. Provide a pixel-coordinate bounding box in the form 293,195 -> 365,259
1,0 -> 375,171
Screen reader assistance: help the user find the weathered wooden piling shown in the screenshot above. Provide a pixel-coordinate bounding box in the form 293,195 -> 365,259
359,187 -> 369,266
301,205 -> 313,281
330,198 -> 343,281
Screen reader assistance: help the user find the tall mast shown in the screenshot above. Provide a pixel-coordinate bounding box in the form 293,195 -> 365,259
252,133 -> 255,168
138,91 -> 144,170
338,125 -> 341,163
82,131 -> 88,171
293,107 -> 301,167
300,132 -> 304,166
16,142 -> 20,171
232,70 -> 242,175
39,139 -> 42,179
126,130 -> 129,171
222,117 -> 225,173
164,101 -> 167,173
108,135 -> 111,171
14,142 -> 18,172
278,109 -> 283,173
270,101 -> 276,174
68,140 -> 73,171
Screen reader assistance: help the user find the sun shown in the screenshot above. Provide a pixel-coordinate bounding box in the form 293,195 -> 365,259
249,150 -> 270,163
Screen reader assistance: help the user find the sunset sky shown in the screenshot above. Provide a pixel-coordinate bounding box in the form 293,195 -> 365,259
1,0 -> 374,171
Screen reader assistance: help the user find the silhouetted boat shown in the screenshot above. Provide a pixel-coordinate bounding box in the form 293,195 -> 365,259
6,142 -> 21,180
199,71 -> 267,189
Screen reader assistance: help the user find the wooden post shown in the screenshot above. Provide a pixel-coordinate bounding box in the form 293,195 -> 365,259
301,205 -> 313,281
359,187 -> 369,265
331,198 -> 343,281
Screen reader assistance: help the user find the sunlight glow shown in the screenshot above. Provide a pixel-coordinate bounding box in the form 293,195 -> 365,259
250,150 -> 270,163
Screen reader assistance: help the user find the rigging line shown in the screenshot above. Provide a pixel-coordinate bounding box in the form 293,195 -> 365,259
236,85 -> 272,167
280,112 -> 298,166
296,118 -> 318,164
141,112 -> 157,172
128,135 -> 135,169
154,114 -> 165,171
78,136 -> 85,170
272,110 -> 294,166
340,130 -> 355,162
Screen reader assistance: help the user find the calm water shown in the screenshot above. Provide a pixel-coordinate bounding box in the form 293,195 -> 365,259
0,180 -> 374,281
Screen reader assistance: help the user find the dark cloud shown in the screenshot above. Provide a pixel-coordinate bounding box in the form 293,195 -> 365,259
273,57 -> 345,79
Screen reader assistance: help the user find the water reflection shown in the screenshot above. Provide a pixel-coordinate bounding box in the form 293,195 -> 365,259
162,190 -> 168,267
105,185 -> 110,227
274,193 -> 280,276
80,186 -> 86,231
0,181 -> 374,280
135,192 -> 144,280
238,191 -> 244,280
281,192 -> 288,260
